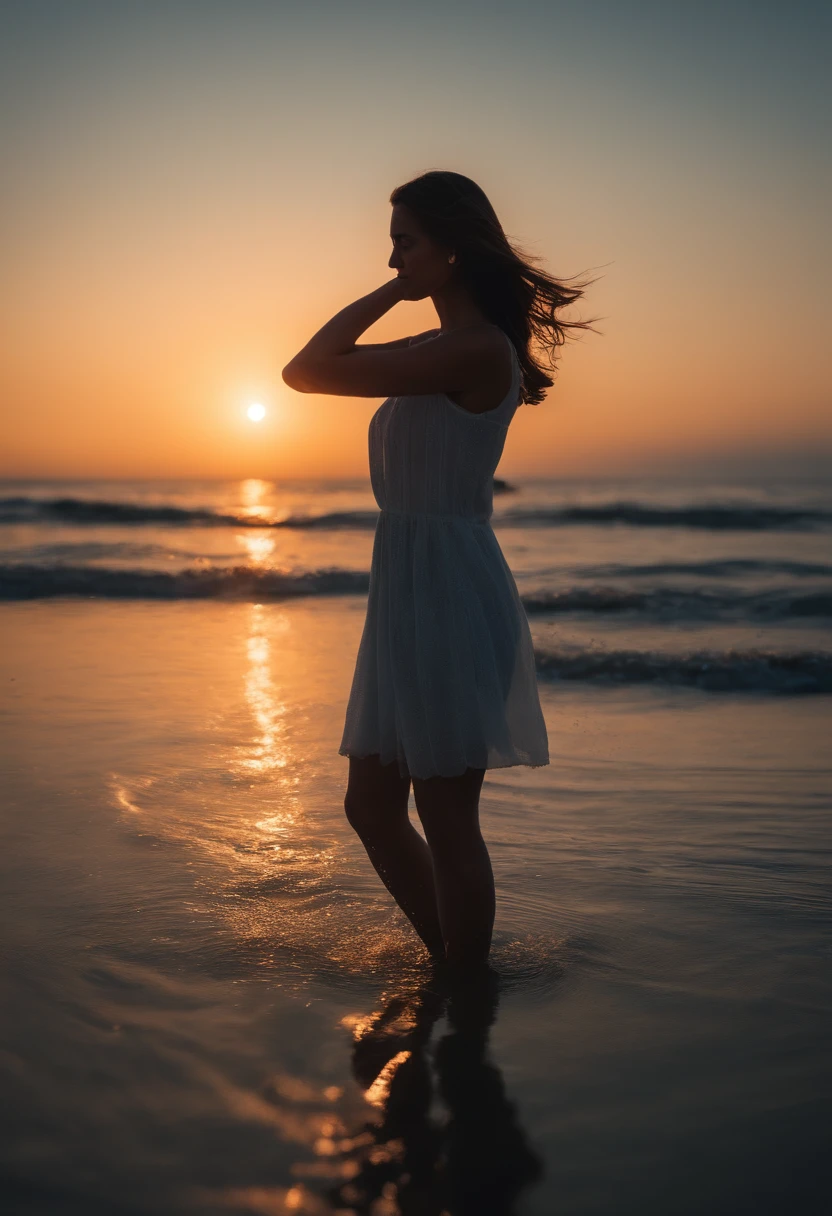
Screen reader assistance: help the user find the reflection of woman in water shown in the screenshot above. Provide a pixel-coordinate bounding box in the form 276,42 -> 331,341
328,967 -> 544,1215
284,170 -> 597,966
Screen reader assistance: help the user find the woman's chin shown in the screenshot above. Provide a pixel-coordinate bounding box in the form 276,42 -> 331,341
400,283 -> 430,302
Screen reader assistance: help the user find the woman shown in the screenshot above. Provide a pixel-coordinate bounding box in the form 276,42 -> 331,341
283,170 -> 597,969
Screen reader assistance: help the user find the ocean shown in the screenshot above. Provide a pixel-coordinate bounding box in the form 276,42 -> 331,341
1,474 -> 830,1214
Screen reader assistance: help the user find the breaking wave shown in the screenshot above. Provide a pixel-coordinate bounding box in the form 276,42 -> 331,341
500,503 -> 832,531
533,645 -> 832,695
0,564 -> 370,600
0,496 -> 381,530
521,586 -> 832,621
1,564 -> 830,621
1,496 -> 830,532
577,558 -> 832,579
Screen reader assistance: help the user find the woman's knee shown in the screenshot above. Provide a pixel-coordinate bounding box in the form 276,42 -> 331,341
343,787 -> 381,832
344,754 -> 410,837
412,767 -> 485,849
343,785 -> 363,828
344,790 -> 409,839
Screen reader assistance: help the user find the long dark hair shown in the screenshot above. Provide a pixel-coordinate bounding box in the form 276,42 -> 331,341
390,170 -> 603,406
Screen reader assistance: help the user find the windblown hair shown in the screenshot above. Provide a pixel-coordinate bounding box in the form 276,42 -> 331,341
390,169 -> 603,405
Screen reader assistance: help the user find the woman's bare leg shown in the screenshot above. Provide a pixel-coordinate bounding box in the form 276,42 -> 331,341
344,754 -> 445,958
412,767 -> 494,967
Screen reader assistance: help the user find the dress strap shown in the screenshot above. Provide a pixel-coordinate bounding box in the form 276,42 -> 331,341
504,331 -> 526,398
497,329 -> 521,395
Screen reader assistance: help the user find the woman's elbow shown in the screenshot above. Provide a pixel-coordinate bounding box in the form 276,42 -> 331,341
281,360 -> 315,393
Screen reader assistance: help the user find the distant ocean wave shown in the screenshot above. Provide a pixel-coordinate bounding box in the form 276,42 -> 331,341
521,586 -> 832,621
0,540 -> 233,563
578,558 -> 832,579
500,503 -> 832,531
0,564 -> 370,600
5,547 -> 828,584
2,562 -> 830,622
1,495 -> 830,532
0,496 -> 380,530
534,645 -> 832,695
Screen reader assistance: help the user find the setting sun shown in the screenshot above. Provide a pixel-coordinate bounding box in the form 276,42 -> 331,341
247,403 -> 267,423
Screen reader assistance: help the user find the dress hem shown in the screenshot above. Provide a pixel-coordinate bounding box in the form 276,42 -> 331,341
338,745 -> 550,781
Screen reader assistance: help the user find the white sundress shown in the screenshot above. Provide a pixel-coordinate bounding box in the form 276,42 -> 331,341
338,326 -> 550,781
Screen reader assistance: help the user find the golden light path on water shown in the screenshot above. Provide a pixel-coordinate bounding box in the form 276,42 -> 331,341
239,476 -> 278,524
110,589 -> 422,988
107,595 -> 431,1209
241,605 -> 290,777
238,531 -> 277,564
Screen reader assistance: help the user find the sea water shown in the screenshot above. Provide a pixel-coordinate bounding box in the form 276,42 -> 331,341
1,475 -> 830,1214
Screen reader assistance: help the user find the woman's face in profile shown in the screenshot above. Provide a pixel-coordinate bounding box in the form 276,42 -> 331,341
388,203 -> 454,301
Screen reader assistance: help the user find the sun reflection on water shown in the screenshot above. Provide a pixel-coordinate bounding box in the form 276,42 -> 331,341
108,601 -> 434,989
238,531 -> 277,565
238,605 -> 290,776
238,477 -> 276,524
362,1050 -> 412,1110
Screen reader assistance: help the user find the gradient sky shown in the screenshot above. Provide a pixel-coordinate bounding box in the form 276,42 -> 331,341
1,0 -> 828,479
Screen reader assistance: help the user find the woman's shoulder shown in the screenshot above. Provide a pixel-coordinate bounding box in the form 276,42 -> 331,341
407,328 -> 442,346
410,324 -> 510,355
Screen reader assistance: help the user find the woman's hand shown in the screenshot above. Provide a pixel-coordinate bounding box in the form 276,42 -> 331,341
392,271 -> 432,303
386,275 -> 410,303
283,278 -> 408,389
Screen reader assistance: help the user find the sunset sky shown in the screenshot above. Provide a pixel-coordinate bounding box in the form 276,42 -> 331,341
1,0 -> 827,480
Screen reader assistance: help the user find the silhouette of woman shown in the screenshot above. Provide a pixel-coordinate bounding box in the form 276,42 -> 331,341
283,170 -> 598,967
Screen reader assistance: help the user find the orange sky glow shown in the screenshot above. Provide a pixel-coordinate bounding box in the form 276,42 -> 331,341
1,2 -> 827,481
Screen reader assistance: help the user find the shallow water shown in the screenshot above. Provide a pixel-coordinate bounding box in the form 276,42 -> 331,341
1,592 -> 830,1214
3,474 -> 831,698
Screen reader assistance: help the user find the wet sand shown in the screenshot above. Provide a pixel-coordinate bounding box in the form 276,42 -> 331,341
1,598 -> 830,1214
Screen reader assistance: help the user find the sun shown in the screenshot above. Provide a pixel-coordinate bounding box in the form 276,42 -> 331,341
247,403 -> 267,422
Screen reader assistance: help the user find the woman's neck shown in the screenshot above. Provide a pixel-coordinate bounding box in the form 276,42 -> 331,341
430,282 -> 487,334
